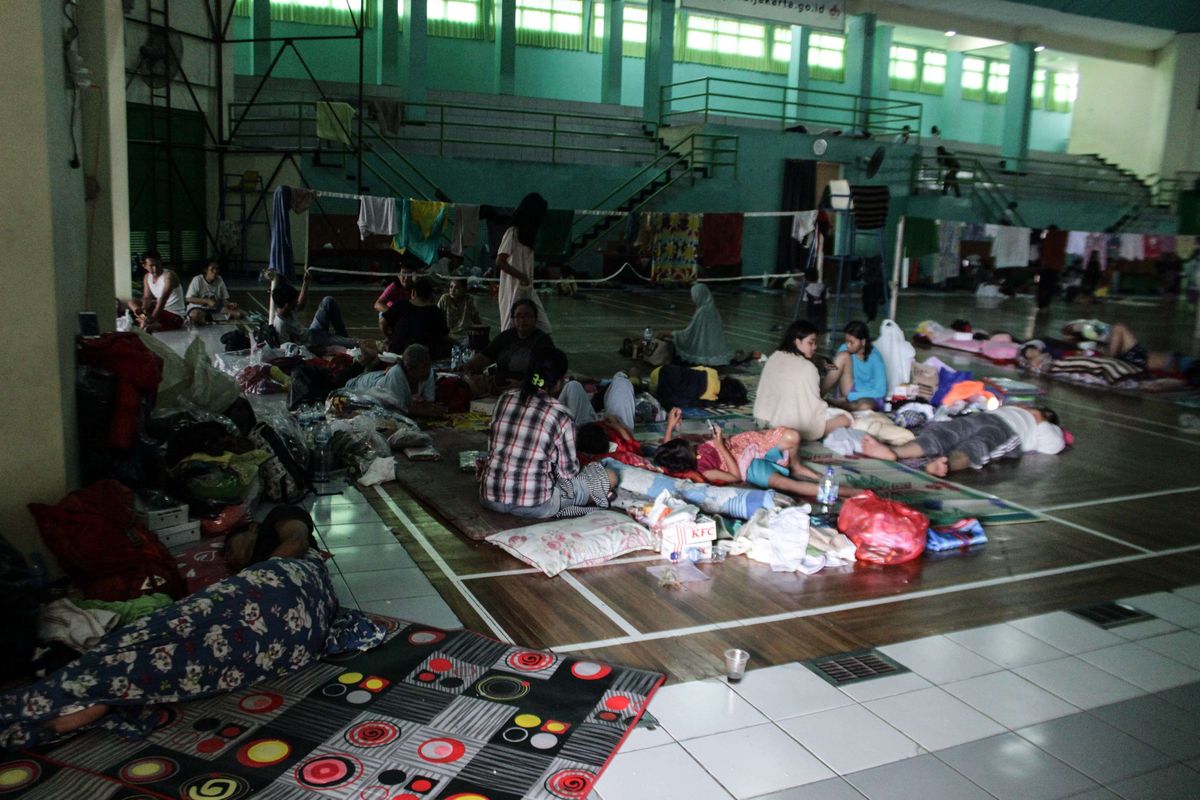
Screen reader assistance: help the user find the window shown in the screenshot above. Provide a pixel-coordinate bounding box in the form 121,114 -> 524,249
772,26 -> 793,65
1049,71 -> 1078,112
1031,68 -> 1047,109
677,11 -> 787,74
961,56 -> 986,101
232,0 -> 374,28
889,45 -> 919,92
986,60 -> 1009,104
920,50 -> 946,94
588,1 -> 647,57
428,0 -> 487,38
516,0 -> 585,49
808,32 -> 845,82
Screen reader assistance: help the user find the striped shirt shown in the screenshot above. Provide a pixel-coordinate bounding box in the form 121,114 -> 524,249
481,389 -> 579,508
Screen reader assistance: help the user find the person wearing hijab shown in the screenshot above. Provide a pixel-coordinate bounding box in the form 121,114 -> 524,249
664,283 -> 731,366
497,192 -> 551,335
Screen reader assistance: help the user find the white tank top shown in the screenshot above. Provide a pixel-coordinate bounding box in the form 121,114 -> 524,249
147,271 -> 186,316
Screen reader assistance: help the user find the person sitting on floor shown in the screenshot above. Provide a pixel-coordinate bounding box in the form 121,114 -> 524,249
342,343 -> 445,418
0,505 -> 387,750
575,416 -> 655,470
463,299 -> 554,396
270,270 -> 358,351
653,408 -> 833,500
438,277 -> 482,343
559,371 -> 637,430
650,363 -> 746,411
382,276 -> 451,359
860,405 -> 1066,477
755,320 -> 853,440
185,258 -> 243,326
822,320 -> 888,410
1061,320 -> 1148,370
654,283 -> 732,366
128,250 -> 187,332
480,347 -> 617,519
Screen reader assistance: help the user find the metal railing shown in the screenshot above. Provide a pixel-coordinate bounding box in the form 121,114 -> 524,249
660,76 -> 922,137
935,147 -> 1151,207
911,154 -> 1025,225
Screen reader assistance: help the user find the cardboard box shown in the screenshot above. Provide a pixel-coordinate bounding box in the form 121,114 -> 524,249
154,519 -> 201,551
135,500 -> 189,531
658,514 -> 717,560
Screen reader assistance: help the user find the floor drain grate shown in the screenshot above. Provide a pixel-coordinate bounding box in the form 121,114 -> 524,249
805,649 -> 908,686
1070,601 -> 1156,629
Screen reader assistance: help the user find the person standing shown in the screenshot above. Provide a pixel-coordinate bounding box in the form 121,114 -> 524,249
497,193 -> 551,335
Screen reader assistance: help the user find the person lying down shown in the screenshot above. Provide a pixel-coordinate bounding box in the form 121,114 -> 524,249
860,405 -> 1066,476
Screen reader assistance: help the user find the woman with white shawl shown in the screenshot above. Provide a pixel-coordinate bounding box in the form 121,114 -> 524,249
668,283 -> 731,366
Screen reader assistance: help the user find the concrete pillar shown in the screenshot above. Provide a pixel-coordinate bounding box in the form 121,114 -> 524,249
374,0 -> 401,85
868,23 -> 893,134
77,0 -> 131,312
942,51 -> 964,140
642,0 -> 675,123
786,25 -> 808,125
250,0 -> 271,76
600,0 -> 624,105
398,0 -> 427,120
0,3 -> 86,570
1158,33 -> 1200,180
495,0 -> 516,95
1001,41 -> 1035,167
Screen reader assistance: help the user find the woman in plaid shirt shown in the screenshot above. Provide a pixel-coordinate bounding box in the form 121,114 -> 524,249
481,347 -> 617,518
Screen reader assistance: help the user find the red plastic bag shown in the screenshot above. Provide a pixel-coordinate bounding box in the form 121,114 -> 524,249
836,490 -> 929,565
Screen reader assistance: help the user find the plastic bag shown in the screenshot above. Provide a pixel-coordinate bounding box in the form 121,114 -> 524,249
836,490 -> 928,565
874,319 -> 916,395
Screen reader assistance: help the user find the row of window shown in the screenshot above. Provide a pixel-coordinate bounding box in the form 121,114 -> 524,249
236,0 -> 1076,110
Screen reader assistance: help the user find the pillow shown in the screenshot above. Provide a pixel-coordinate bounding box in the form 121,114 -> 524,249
485,511 -> 657,577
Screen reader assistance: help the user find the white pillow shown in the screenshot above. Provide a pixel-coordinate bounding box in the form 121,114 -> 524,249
485,511 -> 657,577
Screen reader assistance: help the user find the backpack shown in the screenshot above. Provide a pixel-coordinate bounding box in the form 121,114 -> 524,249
27,480 -> 186,601
288,363 -> 338,410
435,374 -> 472,413
250,423 -> 311,503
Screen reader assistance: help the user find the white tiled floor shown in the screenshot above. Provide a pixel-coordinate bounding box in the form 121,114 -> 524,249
594,587 -> 1200,800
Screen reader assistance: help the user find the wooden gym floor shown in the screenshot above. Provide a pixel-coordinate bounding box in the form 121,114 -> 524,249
232,280 -> 1200,682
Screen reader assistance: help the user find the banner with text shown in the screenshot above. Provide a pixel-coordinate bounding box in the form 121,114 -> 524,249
681,0 -> 847,33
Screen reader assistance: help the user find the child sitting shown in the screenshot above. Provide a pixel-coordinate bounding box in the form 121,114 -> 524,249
651,408 -> 830,499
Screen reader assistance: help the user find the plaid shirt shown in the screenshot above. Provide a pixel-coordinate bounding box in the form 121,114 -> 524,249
481,389 -> 579,507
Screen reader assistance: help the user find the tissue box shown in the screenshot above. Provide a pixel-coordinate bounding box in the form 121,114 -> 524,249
659,514 -> 717,559
154,519 -> 201,550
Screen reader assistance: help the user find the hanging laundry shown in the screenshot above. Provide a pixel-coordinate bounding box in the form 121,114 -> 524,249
269,185 -> 294,277
790,210 -> 818,244
451,204 -> 481,256
1083,232 -> 1108,271
1177,236 -> 1197,260
849,185 -> 890,230
1039,228 -> 1068,269
634,212 -> 657,253
315,101 -> 356,145
1143,235 -> 1167,259
962,222 -> 988,241
290,186 -> 317,213
534,209 -> 576,259
985,224 -> 1032,268
366,99 -> 403,136
902,217 -> 938,259
699,212 -> 744,267
1066,230 -> 1089,257
650,212 -> 701,285
358,196 -> 398,240
480,205 -> 514,255
395,198 -> 450,265
935,220 -> 964,282
1118,233 -> 1145,261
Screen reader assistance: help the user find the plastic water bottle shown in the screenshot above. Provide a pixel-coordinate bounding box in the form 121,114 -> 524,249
816,466 -> 839,514
643,326 -> 654,344
312,424 -> 332,482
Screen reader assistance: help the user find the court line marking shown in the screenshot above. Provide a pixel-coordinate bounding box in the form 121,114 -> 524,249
558,572 -> 643,637
551,542 -> 1200,653
459,554 -> 662,581
1047,396 -> 1188,433
1058,414 -> 1200,448
1036,486 -> 1200,513
373,485 -> 515,643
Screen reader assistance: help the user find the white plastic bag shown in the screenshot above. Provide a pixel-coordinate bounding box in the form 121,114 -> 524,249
874,319 -> 916,395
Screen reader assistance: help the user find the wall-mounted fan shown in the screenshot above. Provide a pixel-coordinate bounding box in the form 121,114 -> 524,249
128,25 -> 183,89
860,145 -> 886,178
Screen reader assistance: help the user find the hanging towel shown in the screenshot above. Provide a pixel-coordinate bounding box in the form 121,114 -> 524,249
790,210 -> 818,243
935,220 -> 963,282
451,204 -> 481,255
395,198 -> 450,265
849,185 -> 890,230
534,209 -> 576,258
962,222 -> 988,241
650,213 -> 701,285
367,99 -> 403,136
1083,232 -> 1108,270
699,212 -> 744,267
480,205 -> 514,255
1118,233 -> 1145,261
291,186 -> 317,213
1177,236 -> 1197,260
358,196 -> 398,240
986,224 -> 1032,268
1066,230 -> 1089,257
1143,235 -> 1165,259
1039,228 -> 1068,270
902,217 -> 939,258
269,185 -> 294,277
315,101 -> 356,145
